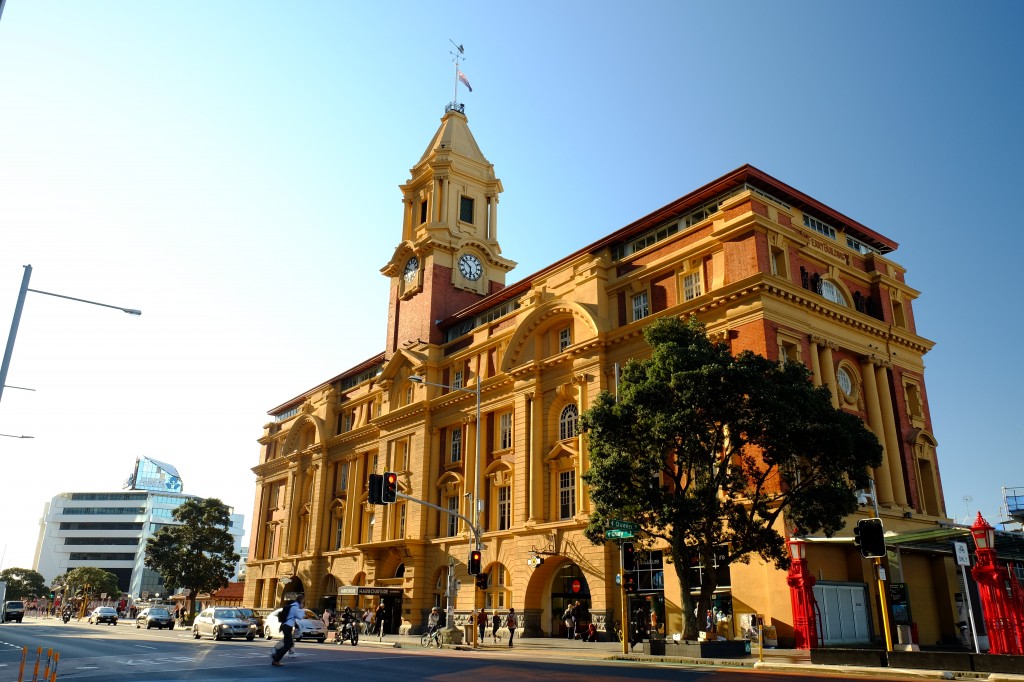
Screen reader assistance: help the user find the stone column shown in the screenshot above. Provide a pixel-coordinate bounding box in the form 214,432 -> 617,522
817,339 -> 839,408
345,456 -> 365,546
808,336 -> 822,387
528,392 -> 544,524
489,194 -> 499,242
861,359 -> 894,506
441,177 -> 449,224
431,176 -> 441,223
575,375 -> 587,515
875,362 -> 908,507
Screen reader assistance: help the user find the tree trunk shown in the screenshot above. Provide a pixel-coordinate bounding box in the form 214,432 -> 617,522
672,547 -> 699,639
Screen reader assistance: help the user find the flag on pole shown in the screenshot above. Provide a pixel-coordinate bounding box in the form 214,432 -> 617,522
457,69 -> 473,93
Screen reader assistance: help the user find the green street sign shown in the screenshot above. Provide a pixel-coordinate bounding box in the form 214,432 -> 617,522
605,529 -> 633,539
609,519 -> 639,533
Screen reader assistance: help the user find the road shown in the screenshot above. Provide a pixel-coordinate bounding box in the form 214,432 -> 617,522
0,618 -> 912,681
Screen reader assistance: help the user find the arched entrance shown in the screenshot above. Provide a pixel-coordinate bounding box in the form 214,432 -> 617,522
320,574 -> 338,612
551,563 -> 591,639
280,576 -> 305,608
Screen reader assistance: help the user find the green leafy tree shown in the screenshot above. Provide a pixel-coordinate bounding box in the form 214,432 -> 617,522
581,316 -> 882,639
144,498 -> 239,619
62,566 -> 120,603
0,567 -> 47,600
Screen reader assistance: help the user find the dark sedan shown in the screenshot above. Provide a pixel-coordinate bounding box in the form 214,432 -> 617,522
136,607 -> 175,630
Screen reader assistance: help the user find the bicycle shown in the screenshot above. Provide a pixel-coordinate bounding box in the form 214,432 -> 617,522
613,620 -> 623,643
420,626 -> 442,648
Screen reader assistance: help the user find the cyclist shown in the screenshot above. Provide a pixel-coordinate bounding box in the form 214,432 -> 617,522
426,607 -> 441,636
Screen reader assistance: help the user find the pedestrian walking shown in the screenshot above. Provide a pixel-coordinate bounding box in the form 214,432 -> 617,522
270,594 -> 305,667
562,604 -> 572,639
375,601 -> 387,641
491,612 -> 501,643
478,607 -> 487,643
505,608 -> 516,647
571,601 -> 581,640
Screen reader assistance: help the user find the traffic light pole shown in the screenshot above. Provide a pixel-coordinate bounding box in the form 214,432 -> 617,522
396,491 -> 482,644
867,479 -> 893,652
620,543 -> 629,655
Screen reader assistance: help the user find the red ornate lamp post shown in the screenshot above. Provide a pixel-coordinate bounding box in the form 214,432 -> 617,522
786,530 -> 818,649
969,512 -> 1023,654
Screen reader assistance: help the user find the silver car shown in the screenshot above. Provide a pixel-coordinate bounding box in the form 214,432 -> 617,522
191,607 -> 257,641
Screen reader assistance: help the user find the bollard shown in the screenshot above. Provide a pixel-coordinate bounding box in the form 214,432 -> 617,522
18,646 -> 28,681
42,648 -> 53,680
49,652 -> 60,681
31,646 -> 42,682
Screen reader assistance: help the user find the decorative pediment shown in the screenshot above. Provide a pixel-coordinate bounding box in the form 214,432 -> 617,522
437,471 -> 464,496
500,299 -> 604,374
485,461 -> 513,486
545,441 -> 578,470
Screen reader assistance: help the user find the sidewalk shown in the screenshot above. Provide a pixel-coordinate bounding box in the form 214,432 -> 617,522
357,634 -> 1024,681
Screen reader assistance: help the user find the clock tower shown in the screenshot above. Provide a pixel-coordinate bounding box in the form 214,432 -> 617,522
382,106 -> 516,357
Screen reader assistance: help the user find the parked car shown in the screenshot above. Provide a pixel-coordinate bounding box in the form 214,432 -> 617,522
234,607 -> 264,631
88,606 -> 118,625
264,607 -> 327,642
136,607 -> 175,630
2,601 -> 25,623
192,607 -> 257,641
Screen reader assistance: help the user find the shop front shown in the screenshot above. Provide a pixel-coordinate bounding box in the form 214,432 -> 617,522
337,586 -> 404,635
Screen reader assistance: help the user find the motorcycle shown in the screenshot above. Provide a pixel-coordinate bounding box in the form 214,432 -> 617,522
334,617 -> 359,646
62,610 -> 72,624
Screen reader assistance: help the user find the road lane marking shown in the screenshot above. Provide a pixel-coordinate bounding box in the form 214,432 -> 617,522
133,644 -> 158,649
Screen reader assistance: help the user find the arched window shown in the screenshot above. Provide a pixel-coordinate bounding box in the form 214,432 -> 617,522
559,404 -> 579,441
821,280 -> 847,306
395,563 -> 406,578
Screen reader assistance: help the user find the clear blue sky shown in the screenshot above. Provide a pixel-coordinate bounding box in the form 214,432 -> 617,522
2,1 -> 1022,573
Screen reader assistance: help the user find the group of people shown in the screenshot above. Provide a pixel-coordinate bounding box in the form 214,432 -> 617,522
561,601 -> 597,641
319,601 -> 389,641
466,607 -> 518,647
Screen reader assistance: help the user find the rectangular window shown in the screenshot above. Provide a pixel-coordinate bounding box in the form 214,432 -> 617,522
460,196 -> 474,223
334,516 -> 344,550
452,369 -> 463,389
420,200 -> 428,224
682,271 -> 703,301
499,412 -> 513,450
338,462 -> 349,493
450,428 -> 462,463
446,496 -> 459,537
397,503 -> 407,539
558,327 -> 572,352
559,470 -> 576,519
632,292 -> 649,321
498,486 -> 511,530
802,214 -> 837,240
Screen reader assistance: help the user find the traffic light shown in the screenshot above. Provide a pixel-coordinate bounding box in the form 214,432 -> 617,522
854,518 -> 886,558
382,471 -> 398,503
475,573 -> 488,590
622,542 -> 636,572
623,573 -> 637,593
49,591 -> 55,600
368,473 -> 384,505
468,549 -> 482,575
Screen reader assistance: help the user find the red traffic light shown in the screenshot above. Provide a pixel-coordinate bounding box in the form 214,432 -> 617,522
382,471 -> 398,503
468,550 -> 482,575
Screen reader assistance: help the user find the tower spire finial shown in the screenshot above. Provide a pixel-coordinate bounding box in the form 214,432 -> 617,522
448,40 -> 471,114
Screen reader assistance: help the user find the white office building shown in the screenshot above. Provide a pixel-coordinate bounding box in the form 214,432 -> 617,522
34,457 -> 245,599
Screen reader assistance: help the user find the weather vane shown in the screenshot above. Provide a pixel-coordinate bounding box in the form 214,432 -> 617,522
449,39 -> 472,111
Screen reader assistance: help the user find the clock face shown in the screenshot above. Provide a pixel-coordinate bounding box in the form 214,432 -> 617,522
403,257 -> 419,283
458,254 -> 482,281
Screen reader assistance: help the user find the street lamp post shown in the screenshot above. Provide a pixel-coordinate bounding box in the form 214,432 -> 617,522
410,373 -> 482,648
1,264 -> 141,405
